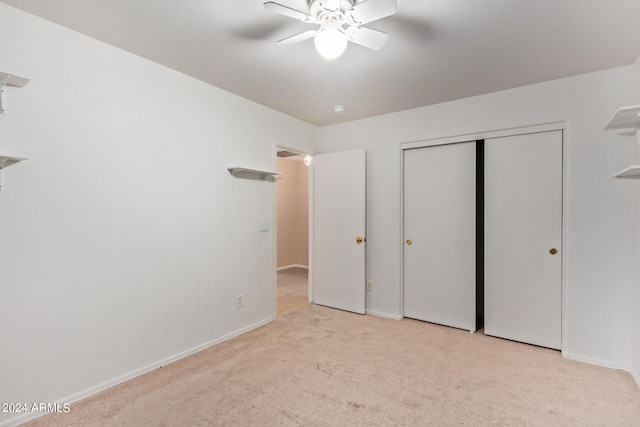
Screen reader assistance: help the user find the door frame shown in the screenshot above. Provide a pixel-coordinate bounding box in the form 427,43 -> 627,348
399,122 -> 568,351
273,145 -> 315,319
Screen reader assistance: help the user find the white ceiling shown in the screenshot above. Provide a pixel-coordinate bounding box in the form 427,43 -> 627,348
3,0 -> 640,126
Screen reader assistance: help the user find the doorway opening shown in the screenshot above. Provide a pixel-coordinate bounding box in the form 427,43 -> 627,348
276,147 -> 311,317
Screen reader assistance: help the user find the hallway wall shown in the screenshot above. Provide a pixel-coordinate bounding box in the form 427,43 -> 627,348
276,157 -> 309,268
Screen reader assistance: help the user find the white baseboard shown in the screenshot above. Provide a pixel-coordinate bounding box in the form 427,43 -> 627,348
562,351 -> 629,372
556,352 -> 639,391
632,366 -> 640,390
366,309 -> 403,320
277,264 -> 308,271
0,318 -> 274,427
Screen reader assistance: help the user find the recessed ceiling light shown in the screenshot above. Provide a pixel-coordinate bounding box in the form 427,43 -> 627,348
334,105 -> 345,114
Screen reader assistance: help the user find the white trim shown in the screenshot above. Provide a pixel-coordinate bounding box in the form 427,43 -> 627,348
277,264 -> 309,271
562,351 -> 630,372
561,126 -> 570,363
1,410 -> 38,426
398,144 -> 405,317
308,152 -> 315,304
0,317 -> 274,427
366,309 -> 403,320
272,141 -> 279,320
400,121 -> 567,150
632,367 -> 640,390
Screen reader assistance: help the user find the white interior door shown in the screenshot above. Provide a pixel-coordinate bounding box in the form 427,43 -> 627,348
403,142 -> 477,331
313,149 -> 366,314
484,130 -> 563,349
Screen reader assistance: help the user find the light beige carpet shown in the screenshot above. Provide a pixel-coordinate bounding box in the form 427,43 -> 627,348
277,267 -> 309,316
25,304 -> 640,426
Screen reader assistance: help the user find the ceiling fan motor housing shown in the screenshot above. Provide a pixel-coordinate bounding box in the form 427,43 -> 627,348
309,0 -> 356,18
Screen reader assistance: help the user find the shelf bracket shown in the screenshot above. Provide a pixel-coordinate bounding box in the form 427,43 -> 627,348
0,156 -> 26,191
0,74 -> 9,115
0,71 -> 31,115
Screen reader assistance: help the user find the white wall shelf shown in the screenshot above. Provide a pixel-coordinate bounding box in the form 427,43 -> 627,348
604,105 -> 640,131
0,71 -> 31,114
604,105 -> 640,180
0,156 -> 26,168
611,165 -> 640,179
227,166 -> 282,179
0,156 -> 26,190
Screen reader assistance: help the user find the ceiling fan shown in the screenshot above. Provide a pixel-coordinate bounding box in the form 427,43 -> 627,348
263,0 -> 398,59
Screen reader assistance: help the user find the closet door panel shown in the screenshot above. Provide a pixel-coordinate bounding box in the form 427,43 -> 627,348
403,142 -> 476,332
484,130 -> 562,349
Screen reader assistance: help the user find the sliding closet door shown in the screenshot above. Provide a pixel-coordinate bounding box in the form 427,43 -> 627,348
403,142 -> 476,332
484,130 -> 562,350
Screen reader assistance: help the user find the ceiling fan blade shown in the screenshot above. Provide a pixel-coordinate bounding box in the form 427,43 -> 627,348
346,26 -> 389,50
277,30 -> 318,45
346,0 -> 397,25
231,22 -> 287,40
264,2 -> 313,22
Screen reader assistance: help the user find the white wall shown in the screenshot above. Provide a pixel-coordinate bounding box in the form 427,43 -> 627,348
632,53 -> 640,386
318,66 -> 637,369
0,4 -> 316,426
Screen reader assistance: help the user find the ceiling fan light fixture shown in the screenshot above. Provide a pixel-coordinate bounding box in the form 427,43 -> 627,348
314,27 -> 347,59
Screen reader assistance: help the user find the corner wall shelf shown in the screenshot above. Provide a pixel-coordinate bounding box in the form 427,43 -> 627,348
0,156 -> 26,191
604,105 -> 640,131
604,105 -> 640,181
611,165 -> 640,180
0,71 -> 31,115
227,166 -> 282,179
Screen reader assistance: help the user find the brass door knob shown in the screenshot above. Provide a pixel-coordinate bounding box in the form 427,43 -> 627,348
549,248 -> 558,255
356,236 -> 364,244
406,239 -> 412,246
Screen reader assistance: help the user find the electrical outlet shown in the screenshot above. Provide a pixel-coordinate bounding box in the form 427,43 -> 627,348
237,294 -> 244,308
366,281 -> 372,291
